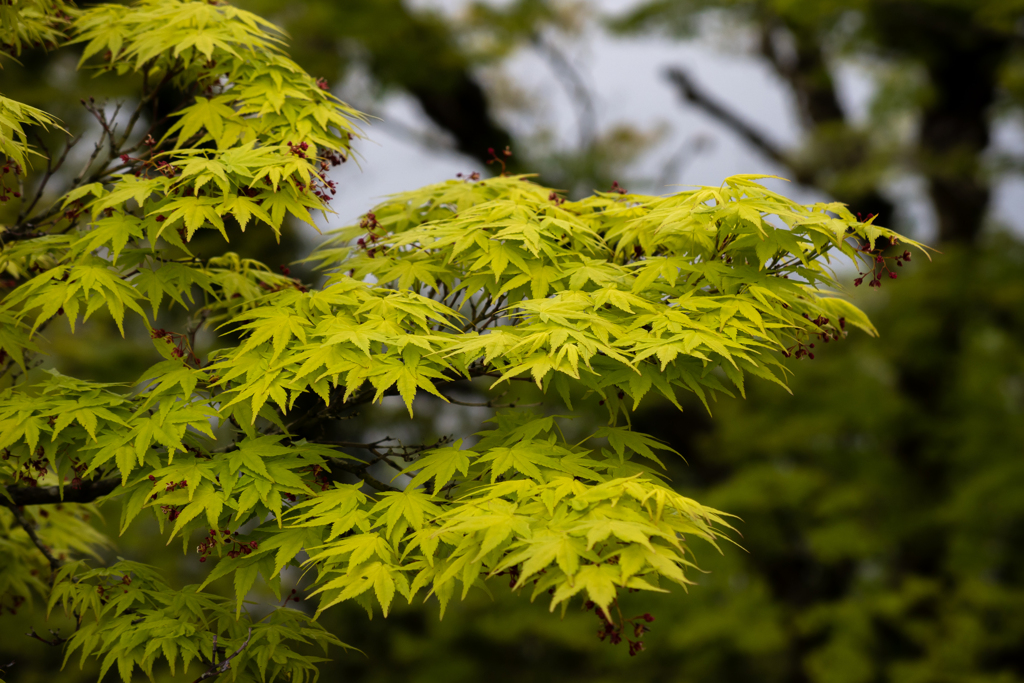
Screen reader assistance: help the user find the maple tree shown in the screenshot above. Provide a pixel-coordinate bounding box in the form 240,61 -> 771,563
0,1 -> 925,680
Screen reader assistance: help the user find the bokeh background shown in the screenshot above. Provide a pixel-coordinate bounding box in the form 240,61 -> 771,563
3,1 -> 1024,681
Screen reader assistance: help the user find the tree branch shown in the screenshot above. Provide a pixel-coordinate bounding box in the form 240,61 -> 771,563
10,506 -> 60,574
664,67 -> 801,178
194,627 -> 252,682
26,628 -> 67,646
532,33 -> 597,150
2,477 -> 119,507
17,130 -> 79,225
324,456 -> 401,493
759,19 -> 845,130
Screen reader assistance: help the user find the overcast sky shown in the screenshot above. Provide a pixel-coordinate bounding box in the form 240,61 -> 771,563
313,0 -> 1024,245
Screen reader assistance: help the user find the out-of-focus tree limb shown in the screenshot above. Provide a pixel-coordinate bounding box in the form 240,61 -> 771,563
3,477 -> 119,507
665,66 -> 799,174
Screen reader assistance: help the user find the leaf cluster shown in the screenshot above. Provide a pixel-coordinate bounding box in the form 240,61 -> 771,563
0,0 -> 924,680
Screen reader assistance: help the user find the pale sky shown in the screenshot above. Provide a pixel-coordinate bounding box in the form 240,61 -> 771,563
312,0 -> 1024,245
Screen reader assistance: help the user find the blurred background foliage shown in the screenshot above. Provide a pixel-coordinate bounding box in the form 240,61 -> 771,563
3,0 -> 1024,681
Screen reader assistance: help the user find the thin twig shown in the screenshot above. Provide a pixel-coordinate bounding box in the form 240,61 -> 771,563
445,395 -> 541,409
72,135 -> 107,186
11,506 -> 60,574
194,627 -> 252,682
319,437 -> 395,450
26,629 -> 67,646
115,63 -> 179,151
19,132 -> 80,224
325,459 -> 401,493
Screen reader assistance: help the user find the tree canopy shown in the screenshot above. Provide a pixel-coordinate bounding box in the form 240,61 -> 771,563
1,1 -> 923,681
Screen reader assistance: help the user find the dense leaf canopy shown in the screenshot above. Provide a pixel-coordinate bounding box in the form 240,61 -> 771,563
0,1 -> 923,680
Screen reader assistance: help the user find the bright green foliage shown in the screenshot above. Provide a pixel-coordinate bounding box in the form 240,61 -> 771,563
0,0 -> 77,64
49,561 -> 340,683
0,1 -> 923,680
312,239 -> 1024,683
0,95 -> 63,176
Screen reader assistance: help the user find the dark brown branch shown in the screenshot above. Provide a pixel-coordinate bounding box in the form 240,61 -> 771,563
115,61 -> 181,153
3,477 -> 119,507
664,67 -> 799,177
752,17 -> 896,227
19,132 -> 79,224
26,628 -> 67,646
532,33 -> 597,150
319,438 -> 396,450
324,457 -> 401,493
756,19 -> 846,129
194,627 -> 252,682
11,506 -> 60,574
